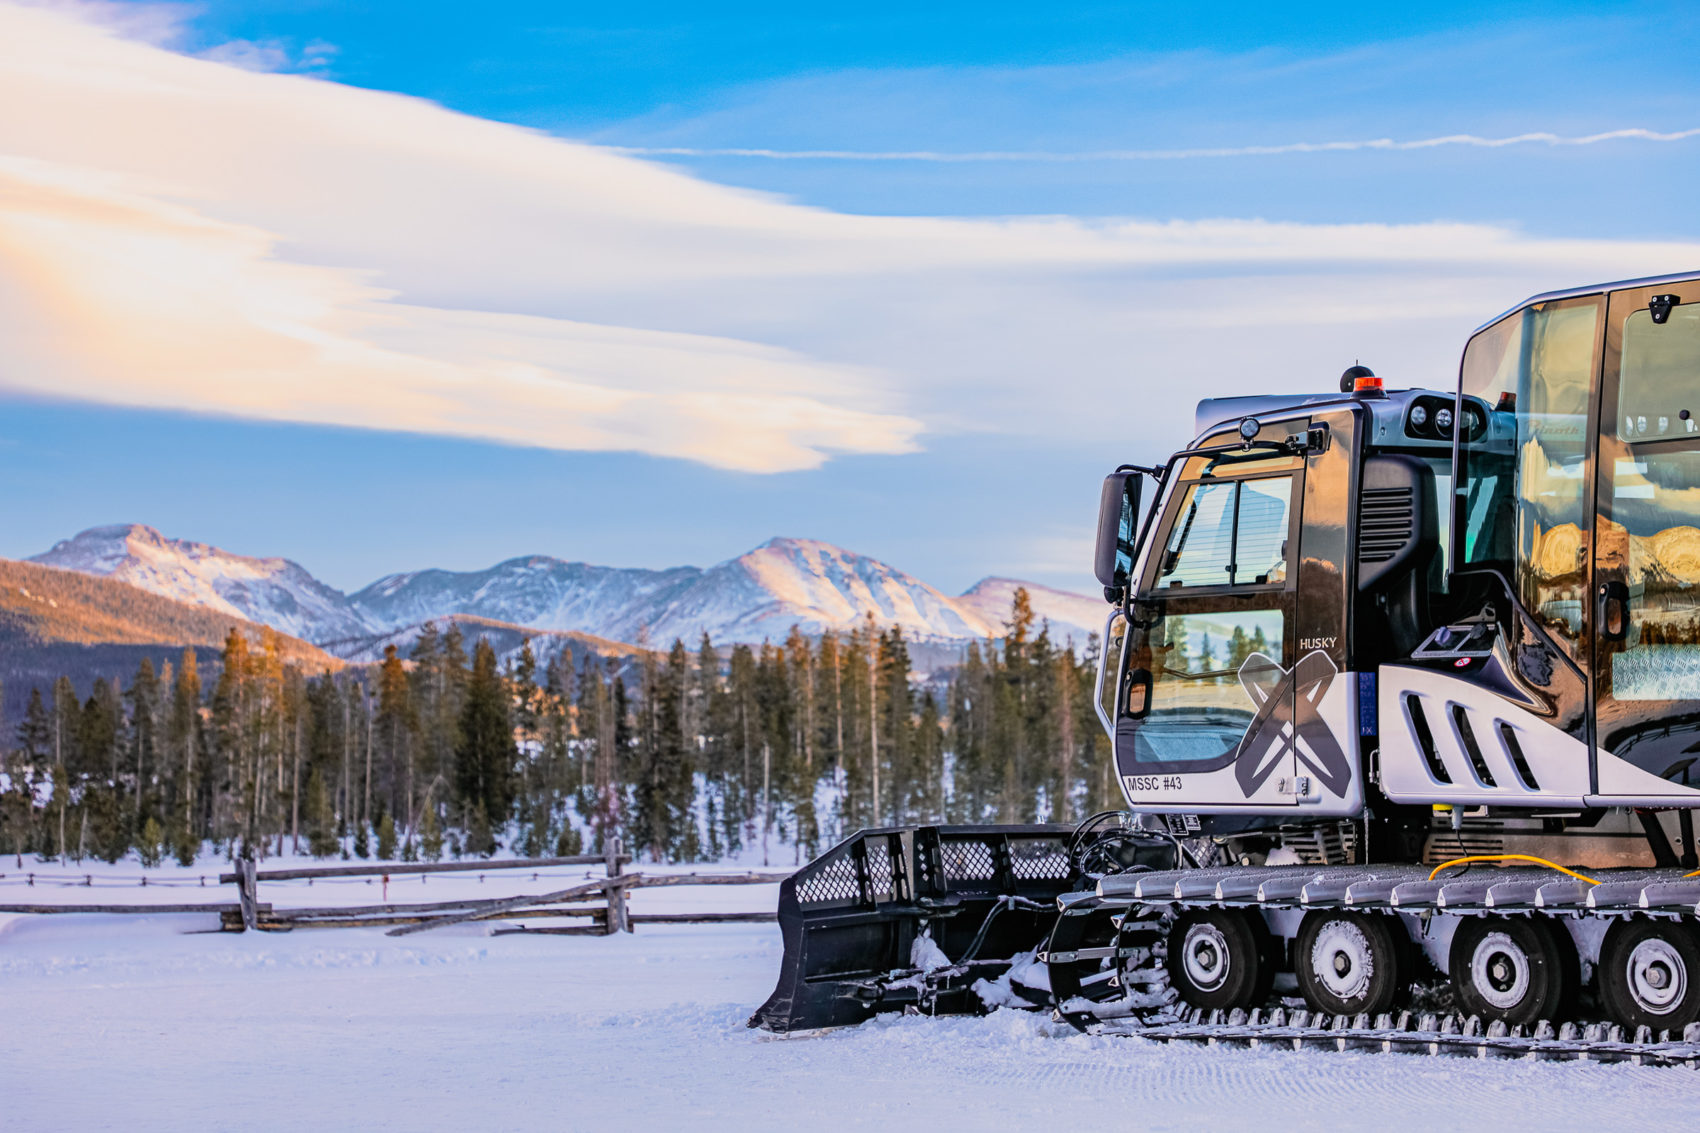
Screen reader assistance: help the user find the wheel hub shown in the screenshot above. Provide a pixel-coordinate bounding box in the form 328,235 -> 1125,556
1181,922 -> 1232,993
1310,920 -> 1373,1001
1627,938 -> 1688,1015
1469,932 -> 1531,1011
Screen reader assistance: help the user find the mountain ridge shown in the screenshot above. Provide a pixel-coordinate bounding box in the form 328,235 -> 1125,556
0,556 -> 346,722
31,526 -> 1107,653
32,524 -> 369,642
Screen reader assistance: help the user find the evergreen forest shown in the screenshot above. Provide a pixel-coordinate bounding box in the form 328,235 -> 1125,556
0,589 -> 1117,867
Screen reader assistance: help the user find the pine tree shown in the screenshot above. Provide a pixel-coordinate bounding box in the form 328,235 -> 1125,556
631,639 -> 694,861
512,638 -> 540,753
374,645 -> 417,838
127,658 -> 162,831
51,675 -> 78,767
167,649 -> 201,848
171,808 -> 198,867
466,805 -> 494,858
376,811 -> 397,860
1227,626 -> 1252,670
304,768 -> 337,858
16,689 -> 51,761
814,631 -> 845,833
210,630 -> 254,853
455,640 -> 514,851
0,752 -> 35,867
420,804 -> 444,861
575,654 -> 617,850
511,639 -> 543,850
541,647 -> 577,832
1167,616 -> 1192,673
885,628 -> 916,815
137,816 -> 165,868
727,643 -> 759,845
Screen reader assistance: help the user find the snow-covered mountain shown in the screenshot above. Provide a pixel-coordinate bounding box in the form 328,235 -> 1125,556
350,538 -> 1104,647
346,558 -> 701,647
33,527 -> 1107,652
29,525 -> 370,643
637,537 -> 993,645
956,577 -> 1109,646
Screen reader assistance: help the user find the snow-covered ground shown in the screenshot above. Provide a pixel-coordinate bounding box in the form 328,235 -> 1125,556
3,859 -> 1699,1130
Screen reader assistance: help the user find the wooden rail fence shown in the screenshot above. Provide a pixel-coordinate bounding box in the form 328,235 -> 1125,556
0,838 -> 790,937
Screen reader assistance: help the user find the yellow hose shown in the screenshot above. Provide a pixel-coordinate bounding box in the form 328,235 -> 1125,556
1426,854 -> 1599,886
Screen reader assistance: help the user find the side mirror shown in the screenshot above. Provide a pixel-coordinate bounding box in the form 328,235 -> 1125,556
1094,472 -> 1143,593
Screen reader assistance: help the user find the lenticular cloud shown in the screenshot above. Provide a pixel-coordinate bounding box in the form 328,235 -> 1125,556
0,3 -> 920,473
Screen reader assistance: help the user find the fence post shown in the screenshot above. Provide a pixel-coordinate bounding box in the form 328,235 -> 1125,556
237,855 -> 258,932
604,836 -> 629,934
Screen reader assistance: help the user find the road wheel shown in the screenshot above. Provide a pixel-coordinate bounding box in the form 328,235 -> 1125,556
1294,911 -> 1404,1017
1166,909 -> 1271,1011
1450,916 -> 1575,1025
1599,918 -> 1700,1032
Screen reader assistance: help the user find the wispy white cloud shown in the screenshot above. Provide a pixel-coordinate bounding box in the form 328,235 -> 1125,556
0,154 -> 920,472
197,37 -> 337,74
1,0 -> 1698,483
13,0 -> 192,46
610,127 -> 1700,162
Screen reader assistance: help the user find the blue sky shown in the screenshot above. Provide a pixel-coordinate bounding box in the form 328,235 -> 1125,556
0,0 -> 1697,595
150,0 -> 1700,230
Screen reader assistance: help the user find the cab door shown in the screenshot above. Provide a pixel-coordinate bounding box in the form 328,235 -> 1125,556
1115,430 -> 1302,812
1592,281 -> 1700,802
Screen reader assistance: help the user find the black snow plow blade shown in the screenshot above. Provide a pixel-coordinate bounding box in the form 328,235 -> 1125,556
748,824 -> 1076,1033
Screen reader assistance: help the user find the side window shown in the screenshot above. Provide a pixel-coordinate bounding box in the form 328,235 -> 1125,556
1607,303 -> 1700,701
1619,305 -> 1700,440
1457,296 -> 1602,655
1158,476 -> 1292,589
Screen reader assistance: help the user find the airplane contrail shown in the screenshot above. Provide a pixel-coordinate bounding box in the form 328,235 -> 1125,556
608,127 -> 1700,163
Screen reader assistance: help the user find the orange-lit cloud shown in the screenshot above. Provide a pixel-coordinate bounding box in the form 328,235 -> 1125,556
0,155 -> 918,472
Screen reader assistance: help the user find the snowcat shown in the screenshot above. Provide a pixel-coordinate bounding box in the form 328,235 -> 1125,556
750,270 -> 1700,1062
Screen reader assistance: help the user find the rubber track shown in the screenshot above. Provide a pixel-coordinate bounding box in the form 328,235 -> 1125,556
1059,864 -> 1700,1065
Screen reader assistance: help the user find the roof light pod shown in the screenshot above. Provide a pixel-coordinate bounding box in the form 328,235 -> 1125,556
1341,363 -> 1384,399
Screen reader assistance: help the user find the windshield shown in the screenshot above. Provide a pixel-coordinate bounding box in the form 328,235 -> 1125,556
1156,476 -> 1292,589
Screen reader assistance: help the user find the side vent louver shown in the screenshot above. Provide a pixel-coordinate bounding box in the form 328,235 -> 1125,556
1497,723 -> 1540,791
1405,695 -> 1450,784
1357,454 -> 1432,592
1450,704 -> 1496,788
1358,486 -> 1415,565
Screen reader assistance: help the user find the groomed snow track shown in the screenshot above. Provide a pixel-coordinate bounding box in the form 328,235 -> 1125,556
1093,1005 -> 1700,1066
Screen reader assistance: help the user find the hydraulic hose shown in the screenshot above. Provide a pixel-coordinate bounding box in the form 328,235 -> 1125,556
1427,853 -> 1598,885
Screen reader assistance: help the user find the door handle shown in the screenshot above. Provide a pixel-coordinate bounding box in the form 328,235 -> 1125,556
1599,581 -> 1631,642
1122,668 -> 1152,719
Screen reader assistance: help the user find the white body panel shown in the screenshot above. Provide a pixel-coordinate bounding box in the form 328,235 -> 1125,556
1378,665 -> 1591,807
1379,665 -> 1700,808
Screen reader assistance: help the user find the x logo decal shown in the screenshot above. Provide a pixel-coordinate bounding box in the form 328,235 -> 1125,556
1233,650 -> 1352,798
